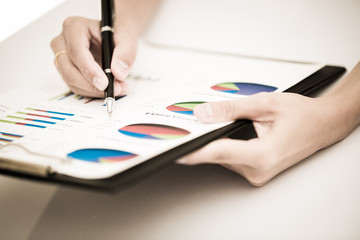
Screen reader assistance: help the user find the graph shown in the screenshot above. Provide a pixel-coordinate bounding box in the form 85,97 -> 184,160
7,115 -> 56,124
0,119 -> 46,128
0,131 -> 23,145
25,108 -> 74,117
166,101 -> 206,115
0,108 -> 74,129
211,82 -> 277,95
119,123 -> 190,140
67,148 -> 137,163
53,91 -> 74,100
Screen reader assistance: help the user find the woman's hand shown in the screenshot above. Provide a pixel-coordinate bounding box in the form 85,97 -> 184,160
50,16 -> 136,97
177,89 -> 359,186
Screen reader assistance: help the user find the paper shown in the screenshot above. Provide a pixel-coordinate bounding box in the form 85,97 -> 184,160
0,41 -> 323,179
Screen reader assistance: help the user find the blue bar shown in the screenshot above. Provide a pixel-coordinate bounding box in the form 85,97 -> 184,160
0,132 -> 24,138
25,123 -> 46,128
0,138 -> 12,142
46,111 -> 75,116
33,119 -> 56,124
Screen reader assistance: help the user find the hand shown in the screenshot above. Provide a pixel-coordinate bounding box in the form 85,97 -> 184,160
50,16 -> 137,97
177,92 -> 350,186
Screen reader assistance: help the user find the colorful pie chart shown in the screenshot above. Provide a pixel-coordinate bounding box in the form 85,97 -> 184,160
166,101 -> 206,115
119,123 -> 190,140
67,148 -> 137,163
211,82 -> 277,95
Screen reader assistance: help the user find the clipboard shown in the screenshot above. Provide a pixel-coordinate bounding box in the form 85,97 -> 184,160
0,43 -> 346,191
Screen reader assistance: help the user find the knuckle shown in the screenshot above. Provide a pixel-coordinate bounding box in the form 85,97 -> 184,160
62,16 -> 83,29
255,92 -> 275,106
82,64 -> 96,80
62,16 -> 75,29
218,101 -> 238,120
50,35 -> 61,51
253,92 -> 279,114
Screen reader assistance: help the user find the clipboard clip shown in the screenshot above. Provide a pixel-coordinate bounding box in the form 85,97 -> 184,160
0,157 -> 52,177
0,143 -> 69,177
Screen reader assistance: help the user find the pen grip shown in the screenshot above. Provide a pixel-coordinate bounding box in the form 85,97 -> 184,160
104,72 -> 114,99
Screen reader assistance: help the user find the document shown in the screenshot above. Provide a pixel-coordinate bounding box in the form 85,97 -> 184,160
0,41 -> 323,179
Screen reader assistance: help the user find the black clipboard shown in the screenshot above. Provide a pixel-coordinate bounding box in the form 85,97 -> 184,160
0,65 -> 345,191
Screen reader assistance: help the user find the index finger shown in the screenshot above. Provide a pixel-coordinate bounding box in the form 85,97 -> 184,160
62,17 -> 108,91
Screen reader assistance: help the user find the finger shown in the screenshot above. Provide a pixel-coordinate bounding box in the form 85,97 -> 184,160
111,26 -> 137,81
60,61 -> 125,97
115,79 -> 129,96
62,17 -> 109,91
56,50 -> 104,97
51,32 -> 126,97
176,138 -> 263,166
176,138 -> 276,186
51,34 -> 107,97
194,92 -> 278,123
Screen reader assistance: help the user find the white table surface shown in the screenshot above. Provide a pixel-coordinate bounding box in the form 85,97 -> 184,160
0,0 -> 359,239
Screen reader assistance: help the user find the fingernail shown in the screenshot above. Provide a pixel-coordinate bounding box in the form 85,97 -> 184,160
175,157 -> 188,164
93,77 -> 108,91
195,103 -> 214,122
115,60 -> 129,80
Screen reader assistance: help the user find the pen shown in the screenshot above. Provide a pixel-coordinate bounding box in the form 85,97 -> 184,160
101,0 -> 115,118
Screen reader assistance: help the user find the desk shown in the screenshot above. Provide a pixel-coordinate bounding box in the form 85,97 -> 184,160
0,0 -> 359,239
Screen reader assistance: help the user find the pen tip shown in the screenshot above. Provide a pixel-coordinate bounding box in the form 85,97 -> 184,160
104,97 -> 115,118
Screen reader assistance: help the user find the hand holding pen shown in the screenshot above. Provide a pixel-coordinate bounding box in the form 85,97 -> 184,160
50,1 -> 139,100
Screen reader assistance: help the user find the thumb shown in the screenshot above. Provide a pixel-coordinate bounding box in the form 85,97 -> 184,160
111,28 -> 137,81
194,93 -> 275,123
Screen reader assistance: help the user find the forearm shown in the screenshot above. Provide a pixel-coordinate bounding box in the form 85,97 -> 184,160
113,0 -> 161,36
319,61 -> 360,147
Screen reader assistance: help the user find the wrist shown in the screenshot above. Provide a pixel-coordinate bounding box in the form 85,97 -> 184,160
318,92 -> 360,148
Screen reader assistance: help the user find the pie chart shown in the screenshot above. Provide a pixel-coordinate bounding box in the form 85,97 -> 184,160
166,101 -> 206,115
119,123 -> 190,140
211,82 -> 277,95
67,148 -> 137,163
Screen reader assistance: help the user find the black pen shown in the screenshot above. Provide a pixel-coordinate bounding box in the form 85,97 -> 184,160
101,0 -> 115,117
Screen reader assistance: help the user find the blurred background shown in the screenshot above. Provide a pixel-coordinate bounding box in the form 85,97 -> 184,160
0,0 -> 65,42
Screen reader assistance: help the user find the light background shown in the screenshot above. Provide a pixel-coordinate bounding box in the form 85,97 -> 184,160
0,0 -> 65,42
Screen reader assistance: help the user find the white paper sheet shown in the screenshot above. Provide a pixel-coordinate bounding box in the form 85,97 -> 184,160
0,41 -> 324,179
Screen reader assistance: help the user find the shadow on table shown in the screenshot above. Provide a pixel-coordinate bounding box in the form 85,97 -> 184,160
28,163 -> 253,240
